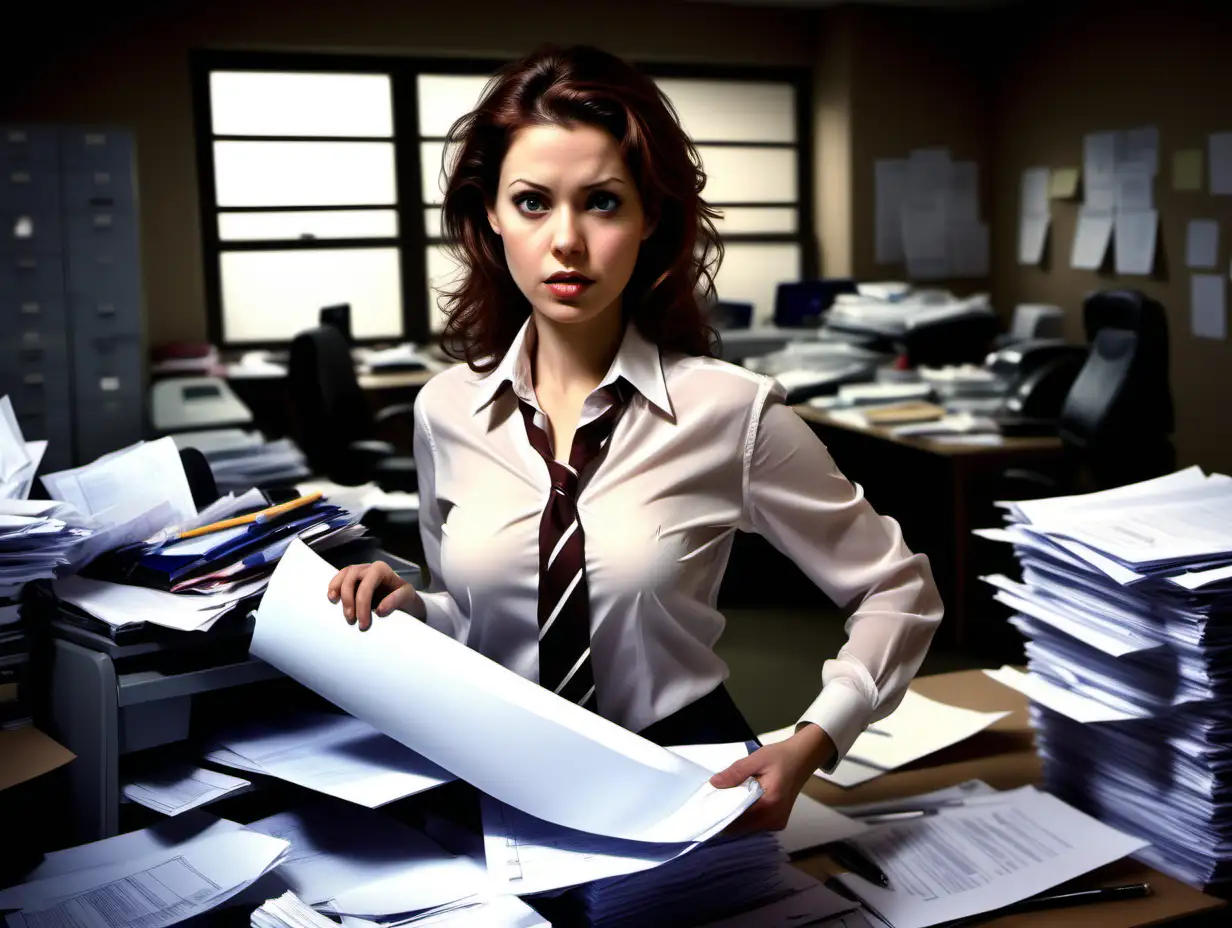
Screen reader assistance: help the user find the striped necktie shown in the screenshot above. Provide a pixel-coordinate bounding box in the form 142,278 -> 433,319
518,382 -> 626,711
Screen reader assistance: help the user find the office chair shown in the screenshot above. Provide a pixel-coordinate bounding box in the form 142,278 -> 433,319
319,303 -> 354,345
1002,290 -> 1175,496
773,280 -> 858,328
287,325 -> 418,492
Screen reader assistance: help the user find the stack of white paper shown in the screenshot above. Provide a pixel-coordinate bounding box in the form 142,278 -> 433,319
53,573 -> 270,633
0,396 -> 47,502
205,709 -> 455,808
831,785 -> 1147,928
253,891 -> 340,928
123,763 -> 252,815
978,466 -> 1232,891
0,810 -> 290,926
759,689 -> 1009,788
172,429 -> 311,493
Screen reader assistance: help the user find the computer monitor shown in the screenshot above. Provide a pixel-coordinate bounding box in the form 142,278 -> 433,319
773,280 -> 858,328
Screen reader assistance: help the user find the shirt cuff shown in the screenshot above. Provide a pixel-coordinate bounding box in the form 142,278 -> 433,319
795,678 -> 872,773
415,591 -> 467,642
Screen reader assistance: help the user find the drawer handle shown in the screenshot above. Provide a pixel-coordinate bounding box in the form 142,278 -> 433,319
85,133 -> 107,146
21,331 -> 41,346
100,376 -> 121,392
23,373 -> 44,386
94,171 -> 112,185
98,302 -> 116,317
17,257 -> 36,269
14,216 -> 33,239
93,213 -> 114,228
7,130 -> 28,143
10,171 -> 30,184
20,302 -> 40,315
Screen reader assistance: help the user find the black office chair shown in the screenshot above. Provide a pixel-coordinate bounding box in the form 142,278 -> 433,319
1003,290 -> 1175,496
773,279 -> 858,328
287,325 -> 418,492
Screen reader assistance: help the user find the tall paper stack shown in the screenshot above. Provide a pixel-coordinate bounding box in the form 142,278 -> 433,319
977,466 -> 1232,892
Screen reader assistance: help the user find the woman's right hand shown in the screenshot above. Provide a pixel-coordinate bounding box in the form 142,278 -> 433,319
326,561 -> 424,631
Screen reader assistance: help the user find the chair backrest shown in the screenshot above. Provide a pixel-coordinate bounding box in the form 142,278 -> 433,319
773,280 -> 858,328
288,325 -> 373,474
1060,289 -> 1173,449
319,303 -> 353,344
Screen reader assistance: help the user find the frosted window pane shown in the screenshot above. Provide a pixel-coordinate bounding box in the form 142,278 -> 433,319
219,210 -> 398,241
214,141 -> 396,207
211,72 -> 393,138
420,141 -> 462,205
221,248 -> 402,342
417,74 -> 490,137
712,207 -> 797,235
426,245 -> 465,334
424,208 -> 443,239
699,147 -> 797,204
712,243 -> 801,327
656,79 -> 795,143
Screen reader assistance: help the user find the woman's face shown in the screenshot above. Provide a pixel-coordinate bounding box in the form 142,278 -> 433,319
487,122 -> 653,329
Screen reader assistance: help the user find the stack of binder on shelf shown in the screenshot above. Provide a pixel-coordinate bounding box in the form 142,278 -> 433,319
977,466 -> 1232,893
172,429 -> 311,494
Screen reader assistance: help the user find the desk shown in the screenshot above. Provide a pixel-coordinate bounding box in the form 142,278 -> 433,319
791,669 -> 1225,927
792,406 -> 1063,649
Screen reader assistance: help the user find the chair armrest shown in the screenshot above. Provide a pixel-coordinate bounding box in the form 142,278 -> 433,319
373,402 -> 417,424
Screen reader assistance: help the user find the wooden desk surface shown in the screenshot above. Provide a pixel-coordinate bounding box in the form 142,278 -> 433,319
793,404 -> 1063,460
791,669 -> 1225,927
356,369 -> 437,391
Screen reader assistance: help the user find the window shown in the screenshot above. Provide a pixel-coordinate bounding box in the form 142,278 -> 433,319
194,54 -> 811,346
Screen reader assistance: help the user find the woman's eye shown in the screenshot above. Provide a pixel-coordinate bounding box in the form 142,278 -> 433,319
591,192 -> 621,213
515,194 -> 547,213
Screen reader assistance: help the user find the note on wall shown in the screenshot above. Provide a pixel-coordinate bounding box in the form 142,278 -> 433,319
874,159 -> 908,264
1017,167 -> 1051,265
948,220 -> 989,279
1114,163 -> 1154,212
1049,168 -> 1080,200
902,148 -> 953,279
1071,208 -> 1114,270
1173,149 -> 1204,192
1185,219 -> 1220,270
1209,132 -> 1232,195
1083,132 -> 1118,211
1114,210 -> 1158,276
1123,125 -> 1160,176
1191,274 -> 1227,340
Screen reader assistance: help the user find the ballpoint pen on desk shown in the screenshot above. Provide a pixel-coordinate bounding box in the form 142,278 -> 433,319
176,492 -> 323,540
846,799 -> 966,822
827,841 -> 891,888
934,883 -> 1152,928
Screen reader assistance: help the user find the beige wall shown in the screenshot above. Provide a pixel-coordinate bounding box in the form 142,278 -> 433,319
990,0 -> 1232,475
1,0 -> 817,348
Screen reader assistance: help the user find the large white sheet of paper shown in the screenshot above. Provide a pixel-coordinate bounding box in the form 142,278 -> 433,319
1070,208 -> 1113,269
983,666 -> 1137,723
206,709 -> 453,808
122,764 -> 251,816
1123,125 -> 1159,175
0,826 -> 289,927
251,541 -> 761,844
761,690 -> 1008,788
1114,209 -> 1158,275
1185,219 -> 1220,269
1191,273 -> 1227,341
1016,215 -> 1049,266
53,574 -> 268,631
836,787 -> 1148,928
1114,162 -> 1154,212
1083,131 -> 1117,210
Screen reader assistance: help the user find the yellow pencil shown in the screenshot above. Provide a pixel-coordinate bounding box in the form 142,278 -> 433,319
177,492 -> 324,540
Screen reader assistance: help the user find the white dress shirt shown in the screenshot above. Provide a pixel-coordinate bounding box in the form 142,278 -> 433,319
411,317 -> 943,768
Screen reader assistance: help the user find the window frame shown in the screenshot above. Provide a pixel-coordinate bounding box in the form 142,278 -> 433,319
192,51 -> 814,349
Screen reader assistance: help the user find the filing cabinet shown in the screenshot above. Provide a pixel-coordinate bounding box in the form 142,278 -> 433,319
0,124 -> 144,470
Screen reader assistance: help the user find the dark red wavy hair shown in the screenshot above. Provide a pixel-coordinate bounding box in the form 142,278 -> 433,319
437,44 -> 722,371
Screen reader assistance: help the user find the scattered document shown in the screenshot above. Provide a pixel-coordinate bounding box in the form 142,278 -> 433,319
54,574 -> 268,632
984,666 -> 1137,723
1114,209 -> 1158,275
833,778 -> 997,818
0,819 -> 290,927
1048,167 -> 1079,199
1209,130 -> 1232,195
1191,274 -> 1227,340
835,787 -> 1148,928
1185,219 -> 1220,269
206,709 -> 454,808
1082,132 -> 1118,211
874,159 -> 907,265
761,689 -> 1009,788
777,792 -> 869,855
0,397 -> 43,501
123,763 -> 251,816
252,891 -> 339,928
1070,207 -> 1114,270
1114,161 -> 1154,212
1017,167 -> 1051,266
251,541 -> 761,844
1173,148 -> 1204,191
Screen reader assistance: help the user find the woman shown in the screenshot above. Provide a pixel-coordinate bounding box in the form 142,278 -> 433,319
327,44 -> 942,832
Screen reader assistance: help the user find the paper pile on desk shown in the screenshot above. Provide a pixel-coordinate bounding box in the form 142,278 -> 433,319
978,466 -> 1232,891
204,708 -> 454,807
759,689 -> 1009,788
0,810 -> 290,926
0,397 -> 46,503
250,540 -> 762,846
172,429 -> 310,494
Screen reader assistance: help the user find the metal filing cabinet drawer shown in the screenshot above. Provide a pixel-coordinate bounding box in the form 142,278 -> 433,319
0,336 -> 72,412
0,126 -> 59,171
0,165 -> 61,213
60,128 -> 133,174
64,211 -> 139,296
73,335 -> 143,460
1,294 -> 68,334
62,168 -> 135,213
0,248 -> 65,296
69,289 -> 141,340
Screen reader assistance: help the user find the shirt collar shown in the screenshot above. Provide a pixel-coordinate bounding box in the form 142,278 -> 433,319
469,317 -> 674,420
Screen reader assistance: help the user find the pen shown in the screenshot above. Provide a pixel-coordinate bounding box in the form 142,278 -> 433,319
865,726 -> 891,737
827,841 -> 890,888
855,807 -> 941,825
176,492 -> 323,540
936,883 -> 1152,928
847,799 -> 965,820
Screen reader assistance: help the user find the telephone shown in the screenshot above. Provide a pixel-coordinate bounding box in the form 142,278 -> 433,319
985,339 -> 1088,435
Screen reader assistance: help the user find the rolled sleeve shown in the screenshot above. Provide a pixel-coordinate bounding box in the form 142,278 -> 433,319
413,396 -> 470,642
743,380 -> 944,770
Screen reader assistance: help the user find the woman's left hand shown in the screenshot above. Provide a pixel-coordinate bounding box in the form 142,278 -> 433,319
709,724 -> 836,833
